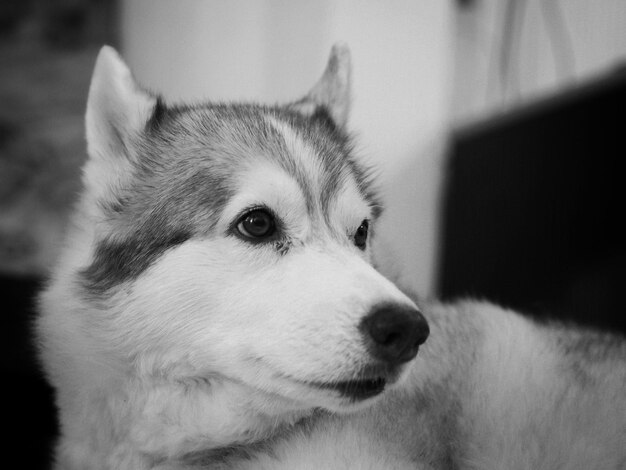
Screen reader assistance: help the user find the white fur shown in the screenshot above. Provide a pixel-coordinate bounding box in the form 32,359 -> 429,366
230,302 -> 626,470
291,43 -> 351,128
37,45 -> 626,470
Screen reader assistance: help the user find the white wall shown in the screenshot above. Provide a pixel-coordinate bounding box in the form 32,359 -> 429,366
121,0 -> 454,297
453,0 -> 626,125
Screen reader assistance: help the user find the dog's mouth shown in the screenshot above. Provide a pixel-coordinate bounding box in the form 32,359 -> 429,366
301,363 -> 405,402
311,377 -> 387,401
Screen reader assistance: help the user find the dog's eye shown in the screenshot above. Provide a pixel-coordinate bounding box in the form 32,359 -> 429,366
354,220 -> 369,250
237,209 -> 276,239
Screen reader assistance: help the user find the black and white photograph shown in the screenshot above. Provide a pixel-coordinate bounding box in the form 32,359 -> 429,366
2,1 -> 625,469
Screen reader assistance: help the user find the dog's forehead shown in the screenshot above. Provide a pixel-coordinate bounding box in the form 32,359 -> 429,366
142,102 -> 378,218
81,102 -> 380,295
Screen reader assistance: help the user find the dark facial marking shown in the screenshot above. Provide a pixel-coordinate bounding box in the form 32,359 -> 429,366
146,96 -> 167,132
309,105 -> 338,133
273,239 -> 292,256
79,96 -> 382,295
81,229 -> 191,295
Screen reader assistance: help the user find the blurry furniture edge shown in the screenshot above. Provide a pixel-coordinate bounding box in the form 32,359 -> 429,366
1,273 -> 57,467
439,66 -> 626,334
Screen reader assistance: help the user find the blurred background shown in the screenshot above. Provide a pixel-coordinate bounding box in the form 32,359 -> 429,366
1,0 -> 625,467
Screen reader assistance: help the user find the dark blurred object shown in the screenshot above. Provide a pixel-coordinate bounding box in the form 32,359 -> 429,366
0,0 -> 30,38
0,42 -> 92,275
0,0 -> 117,48
1,275 -> 57,469
439,68 -> 626,333
0,0 -> 115,275
456,0 -> 477,8
41,0 -> 118,49
0,2 -> 118,468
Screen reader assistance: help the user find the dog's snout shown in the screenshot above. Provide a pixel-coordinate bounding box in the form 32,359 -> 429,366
360,304 -> 429,365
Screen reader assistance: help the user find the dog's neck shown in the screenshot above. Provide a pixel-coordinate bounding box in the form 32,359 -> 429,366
60,374 -> 313,470
177,408 -> 325,468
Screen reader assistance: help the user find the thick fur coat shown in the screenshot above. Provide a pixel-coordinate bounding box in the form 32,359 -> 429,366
36,45 -> 626,470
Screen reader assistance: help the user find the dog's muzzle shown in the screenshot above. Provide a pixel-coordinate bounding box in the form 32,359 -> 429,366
311,306 -> 428,402
359,303 -> 429,366
305,304 -> 429,402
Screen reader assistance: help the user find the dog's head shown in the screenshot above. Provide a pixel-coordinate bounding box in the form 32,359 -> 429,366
61,45 -> 428,412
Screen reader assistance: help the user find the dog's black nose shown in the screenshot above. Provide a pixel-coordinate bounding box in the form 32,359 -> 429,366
360,304 -> 429,365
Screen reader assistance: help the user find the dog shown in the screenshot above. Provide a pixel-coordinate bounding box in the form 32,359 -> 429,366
36,44 -> 626,470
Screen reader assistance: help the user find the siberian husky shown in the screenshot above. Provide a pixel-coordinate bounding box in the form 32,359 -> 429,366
37,45 -> 626,470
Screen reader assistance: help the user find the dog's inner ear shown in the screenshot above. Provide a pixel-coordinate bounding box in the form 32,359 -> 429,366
83,46 -> 159,203
290,43 -> 351,130
86,46 -> 158,163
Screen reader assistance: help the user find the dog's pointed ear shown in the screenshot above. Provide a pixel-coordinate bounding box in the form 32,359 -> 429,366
291,43 -> 351,129
83,46 -> 158,202
86,46 -> 157,161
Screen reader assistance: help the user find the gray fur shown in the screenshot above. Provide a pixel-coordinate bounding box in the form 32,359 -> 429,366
228,300 -> 626,469
38,45 -> 626,470
81,102 -> 380,294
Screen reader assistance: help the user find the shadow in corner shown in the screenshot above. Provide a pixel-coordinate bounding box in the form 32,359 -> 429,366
1,274 -> 57,469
